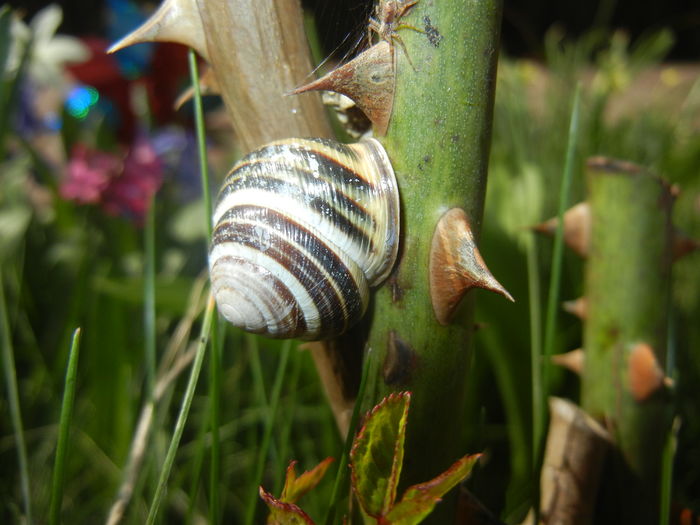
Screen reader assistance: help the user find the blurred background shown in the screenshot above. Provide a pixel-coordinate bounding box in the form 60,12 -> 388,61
1,1 -> 698,524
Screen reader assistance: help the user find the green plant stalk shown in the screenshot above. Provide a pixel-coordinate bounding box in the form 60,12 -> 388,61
49,328 -> 81,525
540,83 -> 581,454
146,296 -> 215,525
187,48 -> 222,525
580,159 -> 674,523
368,0 -> 502,511
0,269 -> 32,524
244,340 -> 292,525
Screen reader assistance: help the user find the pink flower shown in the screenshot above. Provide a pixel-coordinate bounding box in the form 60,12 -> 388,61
61,143 -> 122,204
60,136 -> 163,222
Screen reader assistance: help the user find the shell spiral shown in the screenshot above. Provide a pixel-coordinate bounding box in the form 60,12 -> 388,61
209,138 -> 400,340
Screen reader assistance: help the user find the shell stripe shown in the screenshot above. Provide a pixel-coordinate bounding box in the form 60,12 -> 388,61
212,206 -> 365,337
216,172 -> 375,251
231,142 -> 376,190
213,188 -> 377,282
211,254 -> 308,336
213,223 -> 353,338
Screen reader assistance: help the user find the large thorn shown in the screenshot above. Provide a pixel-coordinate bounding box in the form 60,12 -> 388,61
430,208 -> 514,325
107,0 -> 209,60
290,41 -> 394,135
551,348 -> 585,375
532,201 -> 591,257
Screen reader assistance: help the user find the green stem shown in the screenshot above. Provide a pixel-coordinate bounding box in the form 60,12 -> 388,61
49,328 -> 82,525
368,4 -> 503,519
581,158 -> 674,523
0,268 -> 32,524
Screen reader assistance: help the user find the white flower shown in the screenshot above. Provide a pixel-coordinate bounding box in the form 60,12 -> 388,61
8,4 -> 90,86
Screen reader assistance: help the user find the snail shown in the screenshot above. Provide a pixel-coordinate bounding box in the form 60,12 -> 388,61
209,137 -> 400,340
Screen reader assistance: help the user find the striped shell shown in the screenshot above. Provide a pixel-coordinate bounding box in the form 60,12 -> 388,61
209,138 -> 400,340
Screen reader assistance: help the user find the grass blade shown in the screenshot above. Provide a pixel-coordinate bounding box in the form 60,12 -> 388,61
659,417 -> 679,525
541,83 -> 582,425
0,269 -> 32,524
49,328 -> 82,525
146,295 -> 216,525
526,235 -> 543,468
244,339 -> 293,525
187,48 -> 222,525
144,195 -> 157,398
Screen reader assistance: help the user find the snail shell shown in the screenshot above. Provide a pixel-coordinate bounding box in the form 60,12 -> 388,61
209,138 -> 400,340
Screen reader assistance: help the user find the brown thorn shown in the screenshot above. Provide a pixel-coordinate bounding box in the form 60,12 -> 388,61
551,348 -> 585,375
289,41 -> 394,136
429,208 -> 514,326
532,201 -> 591,257
628,342 -> 667,402
107,0 -> 209,60
562,297 -> 587,320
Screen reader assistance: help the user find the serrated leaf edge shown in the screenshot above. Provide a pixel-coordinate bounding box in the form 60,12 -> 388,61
349,391 -> 412,518
259,486 -> 315,525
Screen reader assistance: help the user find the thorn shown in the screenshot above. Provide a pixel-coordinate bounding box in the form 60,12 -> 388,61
107,0 -> 209,60
429,208 -> 514,325
562,297 -> 587,319
551,348 -> 585,375
673,227 -> 700,261
628,342 -> 667,402
290,41 -> 394,135
532,202 -> 591,257
174,65 -> 221,109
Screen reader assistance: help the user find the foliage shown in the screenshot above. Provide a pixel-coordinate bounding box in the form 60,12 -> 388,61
260,393 -> 479,525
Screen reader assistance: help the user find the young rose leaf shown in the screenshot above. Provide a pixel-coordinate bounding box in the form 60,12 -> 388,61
384,453 -> 482,525
259,486 -> 316,525
281,457 -> 334,503
350,391 -> 411,518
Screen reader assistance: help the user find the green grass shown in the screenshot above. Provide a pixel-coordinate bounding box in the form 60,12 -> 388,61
49,328 -> 81,525
1,10 -> 699,525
